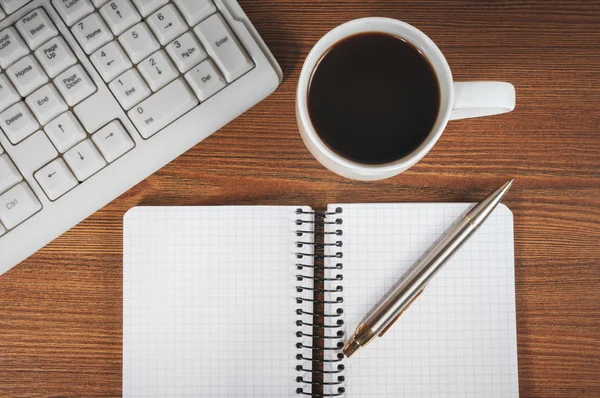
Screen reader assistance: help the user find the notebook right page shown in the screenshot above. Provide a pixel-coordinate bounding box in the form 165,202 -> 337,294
324,203 -> 518,397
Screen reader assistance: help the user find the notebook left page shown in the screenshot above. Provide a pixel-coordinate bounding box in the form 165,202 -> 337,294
123,206 -> 314,397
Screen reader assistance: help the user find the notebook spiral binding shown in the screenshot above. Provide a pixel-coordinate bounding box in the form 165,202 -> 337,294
295,208 -> 346,397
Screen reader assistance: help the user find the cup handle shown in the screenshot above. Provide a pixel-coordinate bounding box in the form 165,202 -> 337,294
449,82 -> 516,120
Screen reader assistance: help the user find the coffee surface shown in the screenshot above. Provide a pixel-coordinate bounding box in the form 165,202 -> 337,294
307,32 -> 441,165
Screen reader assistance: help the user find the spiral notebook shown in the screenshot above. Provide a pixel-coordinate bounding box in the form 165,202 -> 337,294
123,204 -> 518,397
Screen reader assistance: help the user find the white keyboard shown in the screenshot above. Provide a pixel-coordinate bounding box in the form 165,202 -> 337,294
0,0 -> 282,275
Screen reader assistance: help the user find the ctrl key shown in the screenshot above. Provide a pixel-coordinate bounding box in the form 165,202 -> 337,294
0,182 -> 42,230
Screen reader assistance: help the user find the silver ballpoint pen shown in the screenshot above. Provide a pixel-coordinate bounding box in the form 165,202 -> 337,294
343,179 -> 515,358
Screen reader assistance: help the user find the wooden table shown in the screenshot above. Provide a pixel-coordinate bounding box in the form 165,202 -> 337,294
1,0 -> 599,396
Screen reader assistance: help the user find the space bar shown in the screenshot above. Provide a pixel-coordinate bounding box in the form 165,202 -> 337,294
128,78 -> 199,139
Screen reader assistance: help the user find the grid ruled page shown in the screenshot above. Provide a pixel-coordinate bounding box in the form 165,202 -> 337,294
123,206 -> 313,397
328,203 -> 518,397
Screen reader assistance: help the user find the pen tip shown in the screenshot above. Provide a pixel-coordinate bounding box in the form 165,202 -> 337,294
343,338 -> 361,358
501,179 -> 514,193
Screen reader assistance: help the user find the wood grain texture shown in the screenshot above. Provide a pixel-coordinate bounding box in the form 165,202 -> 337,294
1,0 -> 600,396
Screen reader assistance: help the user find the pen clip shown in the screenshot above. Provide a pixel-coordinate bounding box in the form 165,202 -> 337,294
378,287 -> 427,337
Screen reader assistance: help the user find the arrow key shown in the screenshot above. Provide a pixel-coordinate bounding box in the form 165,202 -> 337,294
45,111 -> 87,153
35,158 -> 78,200
92,120 -> 134,162
64,139 -> 106,181
91,41 -> 132,83
147,4 -> 187,45
138,50 -> 178,91
100,0 -> 141,36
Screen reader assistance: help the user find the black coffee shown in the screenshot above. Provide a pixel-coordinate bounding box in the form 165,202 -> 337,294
307,32 -> 440,165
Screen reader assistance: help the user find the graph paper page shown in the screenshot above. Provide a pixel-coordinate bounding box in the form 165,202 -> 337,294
123,206 -> 313,397
326,203 -> 518,397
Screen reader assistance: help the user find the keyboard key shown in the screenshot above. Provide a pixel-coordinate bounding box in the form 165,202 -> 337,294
64,139 -> 106,181
146,4 -> 186,46
45,111 -> 87,152
194,14 -> 253,82
92,120 -> 133,162
138,50 -> 178,91
0,182 -> 41,229
25,83 -> 68,125
166,31 -> 207,73
173,0 -> 216,27
128,78 -> 198,139
72,13 -> 113,54
54,64 -> 96,106
0,73 -> 20,113
91,0 -> 108,6
0,27 -> 29,69
0,0 -> 30,15
16,8 -> 59,50
0,154 -> 22,194
109,69 -> 150,109
100,0 -> 141,36
35,158 -> 78,200
185,59 -> 225,101
52,0 -> 94,26
0,101 -> 39,144
0,8 -> 5,20
73,87 -> 122,133
34,37 -> 78,78
7,55 -> 49,97
118,22 -> 159,64
90,41 -> 131,82
131,0 -> 168,18
9,131 -> 58,175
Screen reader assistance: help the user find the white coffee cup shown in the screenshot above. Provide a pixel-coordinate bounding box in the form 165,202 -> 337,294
296,18 -> 516,181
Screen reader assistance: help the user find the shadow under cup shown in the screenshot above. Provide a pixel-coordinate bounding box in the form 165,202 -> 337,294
306,31 -> 442,166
